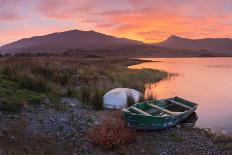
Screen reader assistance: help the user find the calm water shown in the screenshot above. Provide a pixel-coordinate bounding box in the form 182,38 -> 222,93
129,58 -> 232,135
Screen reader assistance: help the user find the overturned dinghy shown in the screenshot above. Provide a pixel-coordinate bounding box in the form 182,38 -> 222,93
103,88 -> 142,109
122,96 -> 198,130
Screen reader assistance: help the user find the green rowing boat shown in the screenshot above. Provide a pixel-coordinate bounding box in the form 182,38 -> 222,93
122,96 -> 198,130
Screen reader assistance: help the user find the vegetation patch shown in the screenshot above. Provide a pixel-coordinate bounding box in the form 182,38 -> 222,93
88,112 -> 136,149
126,91 -> 136,107
0,57 -> 171,112
169,132 -> 184,142
212,133 -> 232,151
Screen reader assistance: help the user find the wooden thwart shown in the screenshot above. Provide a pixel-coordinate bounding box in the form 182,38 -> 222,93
168,99 -> 192,110
131,107 -> 152,116
147,103 -> 175,116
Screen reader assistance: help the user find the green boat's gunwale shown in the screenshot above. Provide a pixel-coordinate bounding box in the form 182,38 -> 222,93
123,96 -> 198,118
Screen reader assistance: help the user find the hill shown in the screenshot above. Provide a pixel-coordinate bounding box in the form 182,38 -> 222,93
0,30 -> 227,57
156,35 -> 232,55
0,29 -> 143,54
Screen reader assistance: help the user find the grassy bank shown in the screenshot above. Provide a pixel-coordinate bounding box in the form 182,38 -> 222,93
0,57 -> 170,112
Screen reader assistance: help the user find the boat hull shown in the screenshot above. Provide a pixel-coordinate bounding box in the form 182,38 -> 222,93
123,102 -> 197,130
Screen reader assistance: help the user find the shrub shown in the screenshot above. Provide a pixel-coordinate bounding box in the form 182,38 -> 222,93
0,97 -> 24,113
169,132 -> 184,142
66,86 -> 78,98
88,112 -> 136,149
91,89 -> 104,110
17,73 -> 51,93
28,95 -> 43,105
212,133 -> 232,151
80,86 -> 91,103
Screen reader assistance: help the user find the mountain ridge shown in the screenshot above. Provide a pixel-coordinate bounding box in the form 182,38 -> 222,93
156,35 -> 232,55
0,29 -> 231,57
0,29 -> 143,54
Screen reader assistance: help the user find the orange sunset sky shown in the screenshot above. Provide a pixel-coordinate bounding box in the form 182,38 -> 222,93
1,0 -> 232,46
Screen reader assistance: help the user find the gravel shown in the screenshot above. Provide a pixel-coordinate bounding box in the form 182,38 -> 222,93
0,98 -> 231,155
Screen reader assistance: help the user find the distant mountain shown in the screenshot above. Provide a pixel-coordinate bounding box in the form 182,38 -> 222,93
0,29 -> 143,54
0,30 -> 229,57
156,35 -> 232,55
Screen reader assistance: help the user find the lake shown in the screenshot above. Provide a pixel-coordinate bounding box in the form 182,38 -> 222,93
129,57 -> 232,135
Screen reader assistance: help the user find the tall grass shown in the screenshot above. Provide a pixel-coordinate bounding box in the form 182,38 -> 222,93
91,89 -> 104,110
0,57 -> 171,112
80,86 -> 91,103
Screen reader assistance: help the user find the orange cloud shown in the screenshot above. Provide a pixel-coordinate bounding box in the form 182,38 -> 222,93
1,0 -> 232,45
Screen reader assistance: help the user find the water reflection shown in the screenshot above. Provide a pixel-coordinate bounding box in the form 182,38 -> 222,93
129,58 -> 232,135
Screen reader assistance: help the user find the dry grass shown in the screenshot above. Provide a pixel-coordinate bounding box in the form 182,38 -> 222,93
88,112 -> 136,149
0,56 -> 170,112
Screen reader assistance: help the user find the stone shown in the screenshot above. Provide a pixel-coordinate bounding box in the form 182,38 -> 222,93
182,123 -> 195,128
81,141 -> 90,152
50,118 -> 55,122
159,152 -> 168,155
140,148 -> 145,153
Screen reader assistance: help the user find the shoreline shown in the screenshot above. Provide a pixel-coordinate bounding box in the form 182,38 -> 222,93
0,57 -> 231,154
0,102 -> 231,154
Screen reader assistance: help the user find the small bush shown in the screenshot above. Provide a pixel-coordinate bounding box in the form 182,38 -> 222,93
91,89 -> 104,110
28,95 -> 43,105
48,95 -> 68,111
17,74 -> 51,93
88,112 -> 136,149
66,86 -> 79,98
212,133 -> 232,151
0,97 -> 24,113
169,132 -> 184,142
80,86 -> 91,103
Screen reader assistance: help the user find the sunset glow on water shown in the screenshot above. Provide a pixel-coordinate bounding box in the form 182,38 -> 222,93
129,57 -> 232,135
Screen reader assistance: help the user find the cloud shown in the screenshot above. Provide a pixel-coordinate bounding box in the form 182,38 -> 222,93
37,0 -> 93,20
0,0 -> 22,21
1,0 -> 232,45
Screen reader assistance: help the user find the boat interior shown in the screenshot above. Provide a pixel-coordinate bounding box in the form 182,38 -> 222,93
127,97 -> 196,117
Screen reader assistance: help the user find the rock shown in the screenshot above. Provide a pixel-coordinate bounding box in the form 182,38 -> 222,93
94,121 -> 100,125
159,152 -> 168,155
50,118 -> 55,122
81,141 -> 90,152
140,148 -> 145,153
182,123 -> 195,128
43,97 -> 50,104
62,98 -> 80,108
60,117 -> 68,123
10,135 -> 17,143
